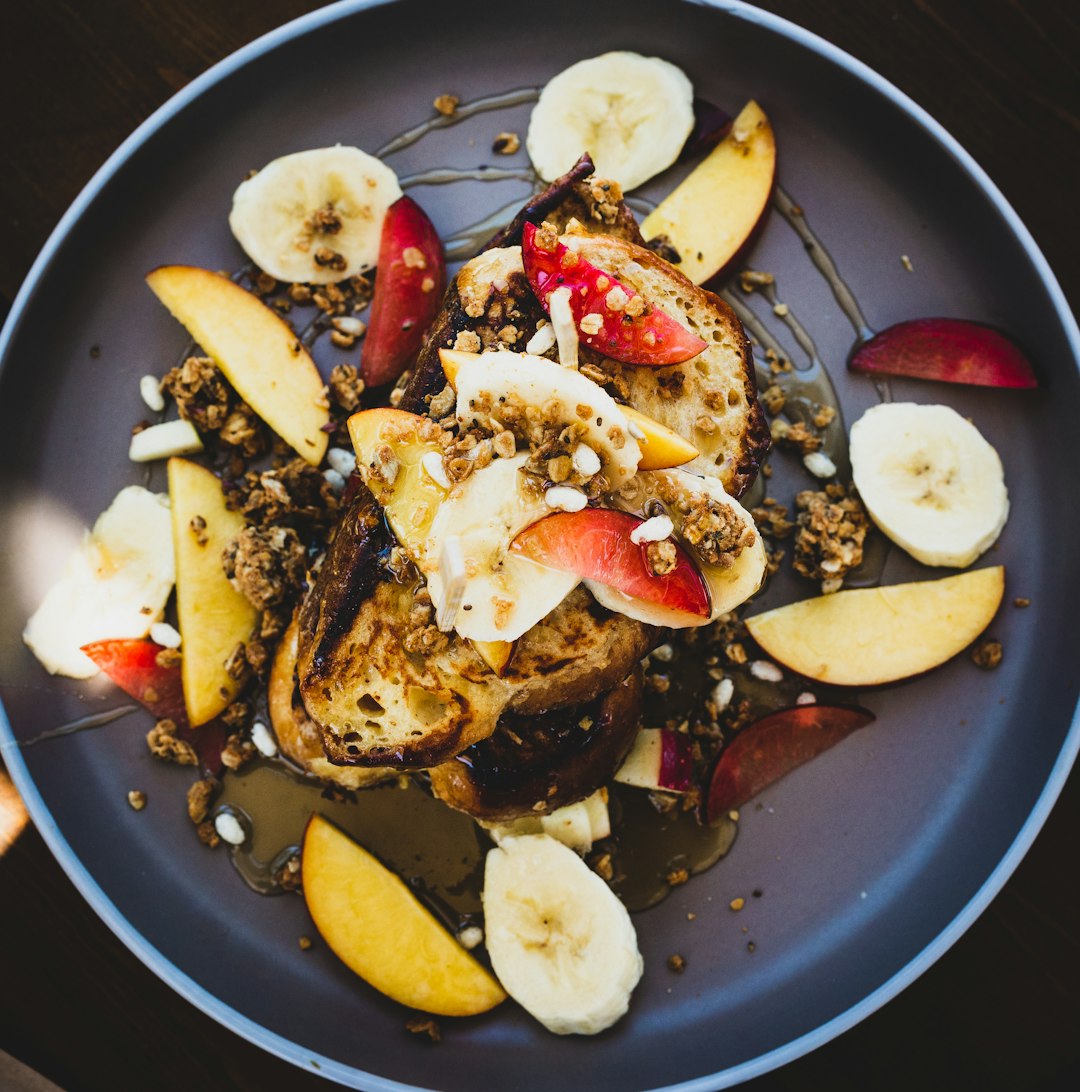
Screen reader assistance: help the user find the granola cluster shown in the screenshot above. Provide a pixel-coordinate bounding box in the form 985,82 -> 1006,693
161,355 -> 269,459
791,483 -> 870,593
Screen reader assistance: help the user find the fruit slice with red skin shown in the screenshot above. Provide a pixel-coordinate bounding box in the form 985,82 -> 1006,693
511,509 -> 709,618
521,222 -> 706,366
81,638 -> 227,775
82,639 -> 186,722
848,318 -> 1037,389
615,728 -> 693,792
705,704 -> 875,822
361,196 -> 446,387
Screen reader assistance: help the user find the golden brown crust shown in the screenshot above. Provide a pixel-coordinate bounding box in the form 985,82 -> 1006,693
269,617 -> 395,789
429,667 -> 643,821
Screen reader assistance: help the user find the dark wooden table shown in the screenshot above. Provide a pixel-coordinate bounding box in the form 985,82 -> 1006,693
1,2 -> 1077,1089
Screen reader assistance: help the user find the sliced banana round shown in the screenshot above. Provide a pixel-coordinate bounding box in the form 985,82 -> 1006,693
454,350 -> 641,488
527,52 -> 694,191
589,468 -> 766,627
424,454 -> 579,643
849,402 -> 1008,568
483,834 -> 643,1035
229,146 -> 402,284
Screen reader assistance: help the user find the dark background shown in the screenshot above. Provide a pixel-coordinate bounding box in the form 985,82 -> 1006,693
0,2 -> 1076,1089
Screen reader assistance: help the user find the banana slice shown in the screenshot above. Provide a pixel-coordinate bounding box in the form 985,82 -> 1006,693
229,146 -> 402,284
483,834 -> 643,1035
590,468 -> 766,626
453,350 -> 641,488
424,454 -> 579,643
527,52 -> 694,191
23,486 -> 174,678
849,403 -> 1009,568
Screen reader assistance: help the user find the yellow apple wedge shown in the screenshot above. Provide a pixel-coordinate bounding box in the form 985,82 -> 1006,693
745,566 -> 1005,686
146,266 -> 328,465
302,814 -> 506,1016
167,457 -> 257,725
347,407 -> 514,676
437,349 -> 699,471
641,100 -> 776,285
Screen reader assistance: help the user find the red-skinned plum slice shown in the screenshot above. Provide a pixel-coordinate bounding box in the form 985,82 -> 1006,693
361,196 -> 446,387
521,222 -> 706,366
511,509 -> 710,618
705,704 -> 875,821
849,318 -> 1037,389
81,638 -> 227,775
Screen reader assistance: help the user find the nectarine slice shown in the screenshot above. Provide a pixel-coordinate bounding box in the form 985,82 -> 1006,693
522,222 -> 706,365
745,566 -> 1005,686
146,266 -> 329,464
362,195 -> 446,387
511,509 -> 710,618
642,99 -> 776,285
705,705 -> 876,821
167,457 -> 257,726
848,318 -> 1037,388
302,814 -> 506,1016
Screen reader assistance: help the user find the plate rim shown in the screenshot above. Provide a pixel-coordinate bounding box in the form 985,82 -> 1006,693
1,1 -> 1078,1088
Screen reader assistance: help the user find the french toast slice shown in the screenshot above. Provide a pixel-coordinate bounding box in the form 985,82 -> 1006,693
269,617 -> 395,790
295,488 -> 654,768
564,233 -> 770,498
429,667 -> 643,821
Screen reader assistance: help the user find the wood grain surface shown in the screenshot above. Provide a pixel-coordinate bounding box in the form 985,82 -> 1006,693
1,2 -> 1077,1090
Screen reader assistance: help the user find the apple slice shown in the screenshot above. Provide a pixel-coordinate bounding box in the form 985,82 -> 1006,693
361,195 -> 447,388
521,222 -> 706,365
146,266 -> 328,465
641,99 -> 776,285
848,318 -> 1037,388
302,814 -> 506,1016
511,509 -> 710,619
438,348 -> 699,471
615,728 -> 693,792
745,566 -> 1005,686
81,637 -> 229,775
705,705 -> 876,821
167,458 -> 257,726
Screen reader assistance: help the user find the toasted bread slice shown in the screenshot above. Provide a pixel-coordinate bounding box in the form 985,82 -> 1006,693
565,233 -> 770,498
429,667 -> 642,821
295,489 -> 655,768
269,617 -> 395,790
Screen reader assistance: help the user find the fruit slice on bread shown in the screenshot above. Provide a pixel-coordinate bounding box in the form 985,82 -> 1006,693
522,221 -> 706,365
438,349 -> 699,472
